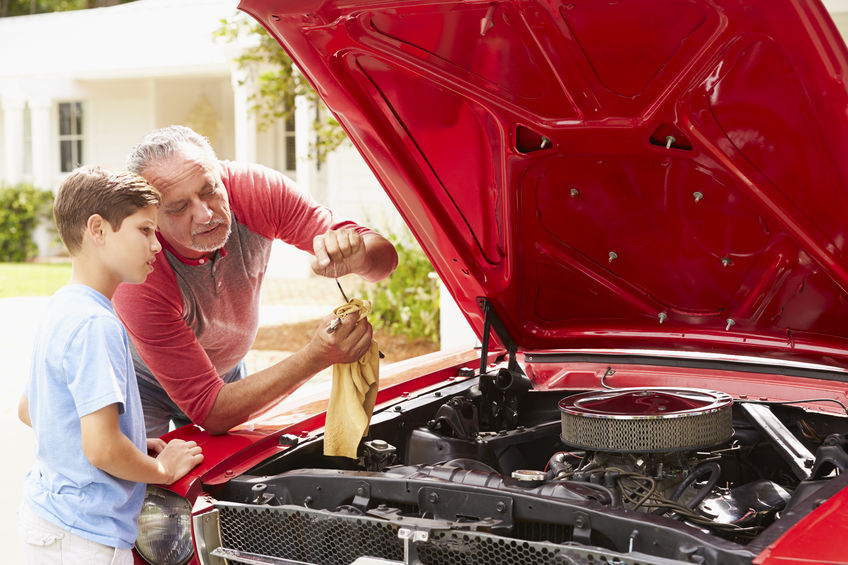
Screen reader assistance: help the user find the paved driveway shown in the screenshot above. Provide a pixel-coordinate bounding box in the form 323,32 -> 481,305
0,296 -> 47,562
0,281 -> 340,560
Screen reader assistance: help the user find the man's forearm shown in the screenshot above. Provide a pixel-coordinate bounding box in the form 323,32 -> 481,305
201,344 -> 330,434
201,281 -> 376,435
358,233 -> 399,282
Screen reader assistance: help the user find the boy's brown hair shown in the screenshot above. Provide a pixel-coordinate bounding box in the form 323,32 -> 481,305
53,165 -> 161,255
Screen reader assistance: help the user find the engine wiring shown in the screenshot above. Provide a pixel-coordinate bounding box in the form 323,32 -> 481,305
606,466 -> 764,538
548,462 -> 766,539
798,419 -> 821,441
740,397 -> 848,416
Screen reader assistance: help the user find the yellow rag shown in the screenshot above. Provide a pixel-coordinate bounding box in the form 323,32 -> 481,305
323,298 -> 380,458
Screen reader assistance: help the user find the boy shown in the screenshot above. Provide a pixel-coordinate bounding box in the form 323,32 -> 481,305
17,165 -> 204,564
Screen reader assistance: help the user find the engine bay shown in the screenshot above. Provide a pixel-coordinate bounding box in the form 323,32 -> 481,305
210,364 -> 848,564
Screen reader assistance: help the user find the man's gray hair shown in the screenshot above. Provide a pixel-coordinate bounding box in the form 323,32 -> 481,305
126,125 -> 217,174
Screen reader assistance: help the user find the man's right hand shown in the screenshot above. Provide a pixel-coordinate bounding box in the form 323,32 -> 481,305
307,311 -> 374,365
156,439 -> 204,485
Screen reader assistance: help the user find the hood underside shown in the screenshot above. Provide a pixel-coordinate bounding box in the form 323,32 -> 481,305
240,0 -> 848,367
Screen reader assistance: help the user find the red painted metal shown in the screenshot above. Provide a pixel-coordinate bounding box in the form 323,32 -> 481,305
140,2 -> 848,563
159,348 -> 484,496
754,485 -> 848,564
239,0 -> 848,368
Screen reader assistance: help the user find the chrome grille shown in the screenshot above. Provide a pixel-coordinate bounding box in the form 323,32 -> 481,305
418,530 -> 588,565
209,502 -> 647,565
217,503 -> 403,563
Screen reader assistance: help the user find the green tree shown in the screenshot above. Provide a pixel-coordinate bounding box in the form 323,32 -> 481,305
362,227 -> 441,343
214,14 -> 347,164
0,0 -> 131,17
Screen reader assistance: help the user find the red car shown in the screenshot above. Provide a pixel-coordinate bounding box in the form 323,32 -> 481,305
133,1 -> 848,563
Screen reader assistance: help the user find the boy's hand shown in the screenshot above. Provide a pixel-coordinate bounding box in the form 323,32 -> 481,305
156,439 -> 204,485
81,404 -> 203,484
146,438 -> 167,455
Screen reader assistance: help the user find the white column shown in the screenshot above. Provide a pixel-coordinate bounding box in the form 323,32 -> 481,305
294,94 -> 317,197
440,279 -> 479,350
2,97 -> 25,185
28,98 -> 51,190
231,68 -> 256,163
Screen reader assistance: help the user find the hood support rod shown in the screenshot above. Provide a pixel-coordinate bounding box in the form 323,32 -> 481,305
477,297 -> 521,376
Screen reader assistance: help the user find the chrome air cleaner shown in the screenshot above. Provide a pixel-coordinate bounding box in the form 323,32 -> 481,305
558,388 -> 733,453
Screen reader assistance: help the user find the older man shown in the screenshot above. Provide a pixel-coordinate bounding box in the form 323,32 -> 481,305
113,125 -> 397,436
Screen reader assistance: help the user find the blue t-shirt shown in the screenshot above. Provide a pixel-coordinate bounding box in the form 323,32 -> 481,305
22,284 -> 147,549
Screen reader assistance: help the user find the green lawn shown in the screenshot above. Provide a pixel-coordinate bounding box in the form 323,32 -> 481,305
0,262 -> 72,298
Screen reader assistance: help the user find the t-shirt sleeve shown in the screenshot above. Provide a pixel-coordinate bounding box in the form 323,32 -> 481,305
223,160 -> 373,250
64,316 -> 131,418
113,270 -> 225,425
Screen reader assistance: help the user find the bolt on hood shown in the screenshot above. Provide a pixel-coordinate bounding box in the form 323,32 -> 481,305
240,0 -> 848,368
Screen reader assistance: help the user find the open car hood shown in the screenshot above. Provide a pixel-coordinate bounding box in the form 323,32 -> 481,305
240,0 -> 848,367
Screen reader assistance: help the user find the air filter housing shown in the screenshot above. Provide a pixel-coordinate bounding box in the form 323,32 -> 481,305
558,388 -> 733,453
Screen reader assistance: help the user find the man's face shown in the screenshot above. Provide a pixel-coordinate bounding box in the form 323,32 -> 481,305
141,145 -> 232,258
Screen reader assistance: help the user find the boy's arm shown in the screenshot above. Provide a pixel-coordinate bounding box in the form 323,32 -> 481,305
18,395 -> 31,427
80,404 -> 203,485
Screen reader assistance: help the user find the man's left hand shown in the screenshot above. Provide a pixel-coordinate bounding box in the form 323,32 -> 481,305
312,228 -> 368,278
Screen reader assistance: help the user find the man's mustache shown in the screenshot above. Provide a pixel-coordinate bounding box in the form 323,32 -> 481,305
192,218 -> 227,237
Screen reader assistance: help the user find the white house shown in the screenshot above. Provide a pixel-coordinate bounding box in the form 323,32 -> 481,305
0,0 -> 404,244
3,1 -> 249,186
0,0 -> 471,346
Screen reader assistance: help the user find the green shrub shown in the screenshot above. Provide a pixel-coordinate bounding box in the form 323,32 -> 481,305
0,183 -> 54,262
364,227 -> 440,344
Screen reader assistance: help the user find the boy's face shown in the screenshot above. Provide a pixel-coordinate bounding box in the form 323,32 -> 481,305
101,205 -> 161,284
140,145 -> 232,259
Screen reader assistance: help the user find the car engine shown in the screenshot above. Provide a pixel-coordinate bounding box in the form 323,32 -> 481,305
208,365 -> 848,565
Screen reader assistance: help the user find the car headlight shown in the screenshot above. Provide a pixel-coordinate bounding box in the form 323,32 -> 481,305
135,485 -> 194,565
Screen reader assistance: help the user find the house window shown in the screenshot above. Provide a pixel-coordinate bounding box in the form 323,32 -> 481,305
58,102 -> 83,172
